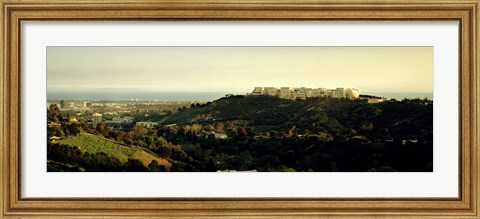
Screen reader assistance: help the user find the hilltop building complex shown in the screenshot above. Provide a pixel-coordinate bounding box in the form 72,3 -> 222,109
248,87 -> 360,100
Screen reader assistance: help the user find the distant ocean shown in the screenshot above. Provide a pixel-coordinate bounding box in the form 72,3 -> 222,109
47,91 -> 433,101
47,91 -> 237,101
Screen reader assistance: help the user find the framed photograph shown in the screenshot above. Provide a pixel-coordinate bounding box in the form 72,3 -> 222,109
1,0 -> 478,218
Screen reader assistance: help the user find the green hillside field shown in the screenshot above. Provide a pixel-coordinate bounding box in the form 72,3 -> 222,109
56,132 -> 170,168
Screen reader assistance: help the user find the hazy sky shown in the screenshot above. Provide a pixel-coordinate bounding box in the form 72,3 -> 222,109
47,47 -> 433,93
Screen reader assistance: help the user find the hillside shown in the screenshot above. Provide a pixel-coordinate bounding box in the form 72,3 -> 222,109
160,95 -> 433,139
47,95 -> 433,172
55,132 -> 170,168
156,95 -> 433,172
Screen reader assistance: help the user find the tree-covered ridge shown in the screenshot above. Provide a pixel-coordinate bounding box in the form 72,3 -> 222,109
47,95 -> 433,172
161,95 -> 432,139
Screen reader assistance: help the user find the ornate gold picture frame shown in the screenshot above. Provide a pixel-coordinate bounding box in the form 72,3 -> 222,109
1,0 -> 478,218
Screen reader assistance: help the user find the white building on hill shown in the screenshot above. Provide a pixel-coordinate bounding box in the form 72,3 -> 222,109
247,87 -> 360,100
345,88 -> 360,99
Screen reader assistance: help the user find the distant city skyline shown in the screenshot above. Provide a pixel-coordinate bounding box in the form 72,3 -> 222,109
47,46 -> 433,93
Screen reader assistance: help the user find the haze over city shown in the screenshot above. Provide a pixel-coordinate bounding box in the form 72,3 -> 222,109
47,46 -> 433,99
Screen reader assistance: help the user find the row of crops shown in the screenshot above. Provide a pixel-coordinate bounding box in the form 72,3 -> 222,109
58,133 -> 139,163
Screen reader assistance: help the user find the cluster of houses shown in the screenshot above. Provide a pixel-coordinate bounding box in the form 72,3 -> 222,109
247,87 -> 360,100
58,100 -> 92,110
135,121 -> 159,128
106,116 -> 135,125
